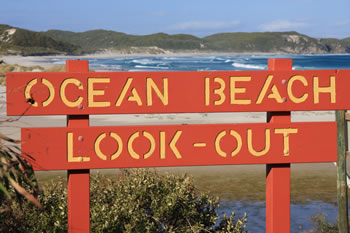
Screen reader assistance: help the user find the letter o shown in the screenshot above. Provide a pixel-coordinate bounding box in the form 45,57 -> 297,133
215,130 -> 242,157
24,78 -> 55,107
127,131 -> 156,159
95,132 -> 123,160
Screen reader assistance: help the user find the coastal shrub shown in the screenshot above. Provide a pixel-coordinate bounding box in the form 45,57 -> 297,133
0,179 -> 66,233
0,132 -> 42,214
303,213 -> 338,233
0,169 -> 248,233
301,212 -> 350,233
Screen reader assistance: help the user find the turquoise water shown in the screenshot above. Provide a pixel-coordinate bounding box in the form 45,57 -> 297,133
48,54 -> 348,232
50,54 -> 350,71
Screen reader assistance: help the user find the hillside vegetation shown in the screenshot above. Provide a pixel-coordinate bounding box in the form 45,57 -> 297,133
202,31 -> 350,53
0,24 -> 80,55
1,24 -> 350,55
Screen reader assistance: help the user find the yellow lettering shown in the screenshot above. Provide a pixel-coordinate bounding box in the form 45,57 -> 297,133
116,78 -> 142,106
60,78 -> 83,107
160,131 -> 182,159
230,130 -> 242,157
256,75 -> 273,104
313,76 -> 336,104
214,77 -> 226,105
146,78 -> 168,106
215,130 -> 242,157
42,79 -> 55,107
24,78 -> 55,107
128,88 -> 143,106
247,129 -> 270,156
287,75 -> 308,103
116,78 -> 132,106
128,132 -> 140,159
274,128 -> 298,156
24,79 -> 38,107
88,78 -> 110,107
110,133 -> 123,160
94,132 -> 123,160
127,131 -> 155,159
67,132 -> 90,162
169,131 -> 182,159
215,130 -> 227,157
95,133 -> 107,160
205,77 -> 210,106
256,75 -> 283,104
268,86 -> 283,103
160,131 -> 166,159
230,76 -> 251,105
143,131 -> 155,159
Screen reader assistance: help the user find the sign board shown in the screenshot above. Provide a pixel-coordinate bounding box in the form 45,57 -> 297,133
7,59 -> 344,233
6,69 -> 350,115
22,122 -> 337,171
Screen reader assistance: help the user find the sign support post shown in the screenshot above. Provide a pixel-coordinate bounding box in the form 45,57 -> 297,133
266,59 -> 292,233
336,110 -> 349,233
66,60 -> 90,233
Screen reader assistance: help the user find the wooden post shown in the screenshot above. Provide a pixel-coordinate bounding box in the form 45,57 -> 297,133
66,60 -> 90,233
266,59 -> 292,233
336,110 -> 349,233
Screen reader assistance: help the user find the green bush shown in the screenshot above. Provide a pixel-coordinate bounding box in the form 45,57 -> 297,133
304,213 -> 338,233
0,169 -> 248,233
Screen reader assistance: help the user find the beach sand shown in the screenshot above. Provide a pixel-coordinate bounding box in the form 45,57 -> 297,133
0,54 -> 344,203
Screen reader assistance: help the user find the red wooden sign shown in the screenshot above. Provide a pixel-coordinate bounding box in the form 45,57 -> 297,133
21,122 -> 337,171
6,69 -> 350,116
7,59 -> 343,233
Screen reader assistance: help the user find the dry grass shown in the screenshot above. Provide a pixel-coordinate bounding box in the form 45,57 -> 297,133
0,64 -> 79,85
0,64 -> 44,84
43,65 -> 65,72
35,164 -> 340,204
0,64 -> 95,85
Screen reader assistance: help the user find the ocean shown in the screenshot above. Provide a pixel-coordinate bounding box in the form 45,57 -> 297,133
49,53 -> 350,71
47,54 -> 349,232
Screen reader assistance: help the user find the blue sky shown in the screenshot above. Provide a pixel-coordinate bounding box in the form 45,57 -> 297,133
1,0 -> 350,38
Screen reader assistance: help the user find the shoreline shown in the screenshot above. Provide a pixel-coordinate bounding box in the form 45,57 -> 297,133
2,51 -> 349,70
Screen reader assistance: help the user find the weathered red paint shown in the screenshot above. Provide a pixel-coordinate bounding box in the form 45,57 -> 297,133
21,122 -> 337,171
7,59 -> 341,233
6,69 -> 350,116
67,168 -> 89,233
66,60 -> 90,233
266,58 -> 291,233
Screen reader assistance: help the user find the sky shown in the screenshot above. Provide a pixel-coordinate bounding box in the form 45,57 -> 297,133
1,0 -> 350,38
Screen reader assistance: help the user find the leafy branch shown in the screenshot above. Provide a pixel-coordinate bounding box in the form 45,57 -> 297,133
0,131 -> 42,212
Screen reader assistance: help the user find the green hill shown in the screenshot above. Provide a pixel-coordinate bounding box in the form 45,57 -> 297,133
0,24 -> 80,55
45,30 -> 202,53
1,24 -> 350,55
43,29 -> 350,54
202,31 -> 350,53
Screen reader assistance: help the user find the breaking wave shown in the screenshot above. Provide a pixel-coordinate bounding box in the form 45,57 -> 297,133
232,62 -> 266,70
